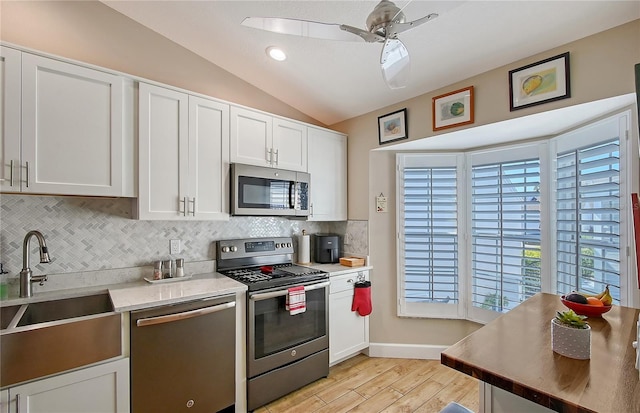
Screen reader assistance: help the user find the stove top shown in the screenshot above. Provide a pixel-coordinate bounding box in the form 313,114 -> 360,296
216,237 -> 328,291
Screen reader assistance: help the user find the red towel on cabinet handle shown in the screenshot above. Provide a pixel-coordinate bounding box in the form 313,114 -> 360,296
286,286 -> 306,315
352,281 -> 372,316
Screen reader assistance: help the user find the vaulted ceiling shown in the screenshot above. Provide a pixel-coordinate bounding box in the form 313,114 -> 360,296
102,1 -> 640,125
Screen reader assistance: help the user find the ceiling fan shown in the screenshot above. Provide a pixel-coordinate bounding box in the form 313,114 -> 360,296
241,0 -> 438,89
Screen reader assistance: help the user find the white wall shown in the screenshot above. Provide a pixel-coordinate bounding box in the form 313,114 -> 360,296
333,20 -> 640,347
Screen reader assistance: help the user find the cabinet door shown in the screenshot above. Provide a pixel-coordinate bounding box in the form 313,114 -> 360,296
0,46 -> 21,193
9,358 -> 129,413
273,118 -> 307,172
138,83 -> 189,220
1,389 -> 8,413
229,106 -> 272,167
21,53 -> 124,196
308,127 -> 347,221
329,271 -> 370,364
188,96 -> 230,220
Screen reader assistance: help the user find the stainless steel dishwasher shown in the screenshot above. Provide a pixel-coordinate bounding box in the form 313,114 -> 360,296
130,295 -> 236,413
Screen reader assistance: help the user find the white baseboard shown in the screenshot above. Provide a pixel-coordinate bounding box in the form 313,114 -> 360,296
367,342 -> 448,360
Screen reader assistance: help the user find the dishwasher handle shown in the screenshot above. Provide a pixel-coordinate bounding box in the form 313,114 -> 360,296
136,301 -> 235,327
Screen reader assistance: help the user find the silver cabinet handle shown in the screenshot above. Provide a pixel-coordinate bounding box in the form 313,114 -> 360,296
266,148 -> 272,164
25,161 -> 29,188
16,393 -> 20,413
189,197 -> 196,216
274,148 -> 279,165
9,159 -> 14,186
249,281 -> 330,301
179,197 -> 187,216
136,301 -> 235,327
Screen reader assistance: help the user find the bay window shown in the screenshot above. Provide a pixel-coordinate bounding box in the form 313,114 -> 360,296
396,111 -> 633,321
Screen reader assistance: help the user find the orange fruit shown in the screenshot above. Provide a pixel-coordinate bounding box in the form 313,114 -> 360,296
586,297 -> 604,306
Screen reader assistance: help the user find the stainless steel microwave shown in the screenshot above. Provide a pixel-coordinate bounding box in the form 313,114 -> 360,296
230,163 -> 310,217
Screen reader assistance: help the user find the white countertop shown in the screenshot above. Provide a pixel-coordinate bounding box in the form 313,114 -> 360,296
305,263 -> 373,277
1,262 -> 369,313
108,272 -> 246,312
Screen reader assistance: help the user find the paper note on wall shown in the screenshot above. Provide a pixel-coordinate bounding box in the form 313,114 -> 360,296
376,194 -> 387,213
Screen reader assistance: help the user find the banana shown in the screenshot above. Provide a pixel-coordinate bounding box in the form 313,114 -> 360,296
572,289 -> 605,300
572,285 -> 611,303
600,285 -> 613,306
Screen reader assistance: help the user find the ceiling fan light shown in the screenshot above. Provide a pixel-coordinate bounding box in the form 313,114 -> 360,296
266,46 -> 287,61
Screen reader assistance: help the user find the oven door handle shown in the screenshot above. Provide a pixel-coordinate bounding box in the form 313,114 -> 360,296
136,301 -> 236,327
249,281 -> 330,301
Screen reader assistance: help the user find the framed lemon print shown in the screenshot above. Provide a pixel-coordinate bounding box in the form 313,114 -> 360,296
378,108 -> 408,145
432,86 -> 474,131
509,52 -> 570,111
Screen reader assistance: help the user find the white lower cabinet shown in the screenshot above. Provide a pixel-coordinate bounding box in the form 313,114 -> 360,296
1,389 -> 8,413
329,270 -> 370,365
6,359 -> 129,413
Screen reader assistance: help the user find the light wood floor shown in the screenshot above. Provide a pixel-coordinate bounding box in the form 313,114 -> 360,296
255,354 -> 479,413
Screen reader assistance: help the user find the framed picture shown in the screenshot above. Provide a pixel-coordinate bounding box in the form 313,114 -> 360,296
378,108 -> 408,145
432,86 -> 474,131
509,52 -> 570,111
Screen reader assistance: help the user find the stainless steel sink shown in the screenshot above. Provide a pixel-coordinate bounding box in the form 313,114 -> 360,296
0,305 -> 21,330
1,293 -> 122,387
16,293 -> 114,327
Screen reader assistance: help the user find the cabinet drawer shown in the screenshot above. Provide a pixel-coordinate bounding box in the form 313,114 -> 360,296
330,270 -> 369,294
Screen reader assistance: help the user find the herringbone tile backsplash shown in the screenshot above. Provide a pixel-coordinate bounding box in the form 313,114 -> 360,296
0,194 -> 368,279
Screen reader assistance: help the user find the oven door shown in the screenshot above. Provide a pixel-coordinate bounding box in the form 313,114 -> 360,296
248,280 -> 329,378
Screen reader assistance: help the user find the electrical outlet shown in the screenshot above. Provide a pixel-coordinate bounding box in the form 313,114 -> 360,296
170,239 -> 181,255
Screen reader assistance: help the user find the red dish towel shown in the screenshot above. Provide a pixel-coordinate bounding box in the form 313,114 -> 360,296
286,286 -> 306,315
352,281 -> 372,316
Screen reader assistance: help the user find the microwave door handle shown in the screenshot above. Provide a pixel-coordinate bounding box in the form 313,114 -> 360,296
289,182 -> 295,209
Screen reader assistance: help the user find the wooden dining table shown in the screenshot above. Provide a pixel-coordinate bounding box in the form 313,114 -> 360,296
441,293 -> 640,413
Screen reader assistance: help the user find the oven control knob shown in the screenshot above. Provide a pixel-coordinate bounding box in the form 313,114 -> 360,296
291,349 -> 297,357
221,246 -> 230,253
287,242 -> 292,248
230,246 -> 238,252
275,243 -> 280,248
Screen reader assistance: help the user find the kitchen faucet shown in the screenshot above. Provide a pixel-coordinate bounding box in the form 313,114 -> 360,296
19,230 -> 51,298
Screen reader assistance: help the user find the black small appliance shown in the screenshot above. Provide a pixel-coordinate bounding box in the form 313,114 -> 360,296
314,234 -> 340,263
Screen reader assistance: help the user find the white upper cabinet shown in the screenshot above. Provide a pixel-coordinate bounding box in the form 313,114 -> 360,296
17,53 -> 126,196
272,117 -> 307,172
188,95 -> 230,220
230,106 -> 307,172
0,46 -> 21,193
137,82 -> 229,220
307,127 -> 347,221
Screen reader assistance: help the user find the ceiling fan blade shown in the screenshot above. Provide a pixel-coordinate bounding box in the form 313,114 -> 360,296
380,37 -> 410,89
388,13 -> 438,36
340,24 -> 385,43
242,17 -> 363,42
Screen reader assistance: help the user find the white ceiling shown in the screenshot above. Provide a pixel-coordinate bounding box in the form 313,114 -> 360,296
101,1 -> 640,126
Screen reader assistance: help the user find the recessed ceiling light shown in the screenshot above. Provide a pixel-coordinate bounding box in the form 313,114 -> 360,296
266,46 -> 287,61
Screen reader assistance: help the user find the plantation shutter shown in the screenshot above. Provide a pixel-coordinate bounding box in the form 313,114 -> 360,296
471,158 -> 541,314
556,139 -> 621,302
403,167 -> 458,302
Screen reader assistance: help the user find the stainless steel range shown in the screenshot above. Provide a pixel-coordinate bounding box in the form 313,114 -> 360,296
217,237 -> 330,411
